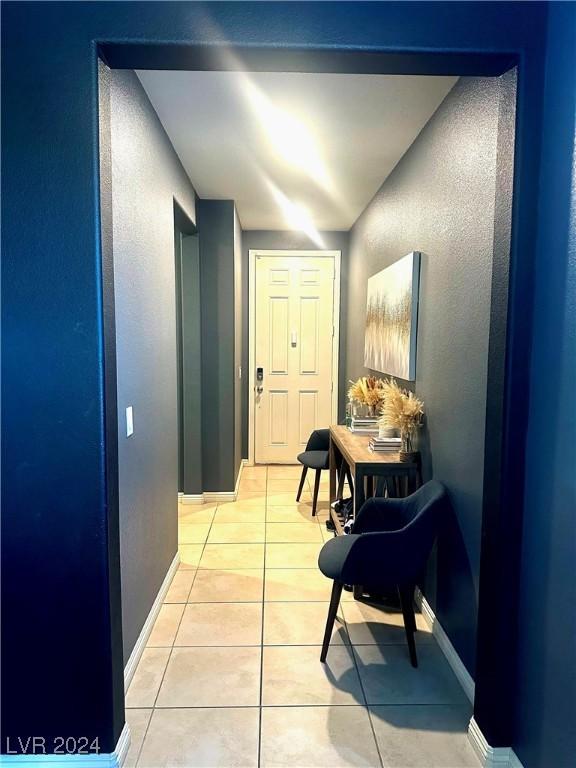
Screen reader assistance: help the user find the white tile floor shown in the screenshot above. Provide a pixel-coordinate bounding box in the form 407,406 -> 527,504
125,466 -> 480,767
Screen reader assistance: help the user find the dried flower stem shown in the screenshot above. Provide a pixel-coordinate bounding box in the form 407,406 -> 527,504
379,378 -> 424,439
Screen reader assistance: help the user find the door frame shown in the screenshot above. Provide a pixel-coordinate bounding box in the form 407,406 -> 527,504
248,249 -> 341,465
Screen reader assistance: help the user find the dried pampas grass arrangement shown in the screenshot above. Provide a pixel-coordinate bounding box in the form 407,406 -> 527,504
379,378 -> 424,453
347,376 -> 387,414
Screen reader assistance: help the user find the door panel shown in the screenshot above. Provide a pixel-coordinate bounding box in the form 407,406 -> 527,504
298,391 -> 318,446
269,390 -> 289,445
269,297 -> 289,374
299,297 -> 319,374
254,255 -> 335,464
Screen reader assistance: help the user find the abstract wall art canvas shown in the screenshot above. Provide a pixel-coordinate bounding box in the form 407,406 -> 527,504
364,251 -> 421,380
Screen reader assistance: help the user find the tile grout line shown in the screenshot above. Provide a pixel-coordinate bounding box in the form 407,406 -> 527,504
257,465 -> 268,768
139,640 -> 418,650
134,469 -> 334,767
130,708 -> 153,768
129,701 -> 458,710
134,501 -> 219,767
348,633 -> 386,768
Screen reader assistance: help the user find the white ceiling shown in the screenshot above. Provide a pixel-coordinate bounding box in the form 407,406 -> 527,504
136,70 -> 457,231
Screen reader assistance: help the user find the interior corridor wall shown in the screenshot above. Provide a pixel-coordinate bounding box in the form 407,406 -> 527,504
234,208 -> 243,479
344,76 -> 502,676
110,70 -> 197,663
197,199 -> 240,491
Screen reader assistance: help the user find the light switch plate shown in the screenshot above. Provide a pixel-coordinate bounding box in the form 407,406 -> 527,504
126,406 -> 134,437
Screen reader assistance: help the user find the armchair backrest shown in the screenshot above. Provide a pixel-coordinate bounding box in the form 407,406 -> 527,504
305,428 -> 330,452
341,480 -> 448,587
401,479 -> 446,527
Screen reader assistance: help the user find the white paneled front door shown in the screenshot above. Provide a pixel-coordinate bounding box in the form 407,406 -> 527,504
253,254 -> 337,464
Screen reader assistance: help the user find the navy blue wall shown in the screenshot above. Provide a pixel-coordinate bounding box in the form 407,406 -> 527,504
512,4 -> 576,767
3,0 -> 566,759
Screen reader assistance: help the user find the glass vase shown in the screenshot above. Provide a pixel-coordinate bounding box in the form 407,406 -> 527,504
400,429 -> 414,454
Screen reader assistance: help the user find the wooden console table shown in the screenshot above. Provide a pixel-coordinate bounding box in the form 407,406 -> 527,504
329,424 -> 421,535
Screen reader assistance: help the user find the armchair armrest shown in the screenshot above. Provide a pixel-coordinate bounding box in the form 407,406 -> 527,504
338,528 -> 434,587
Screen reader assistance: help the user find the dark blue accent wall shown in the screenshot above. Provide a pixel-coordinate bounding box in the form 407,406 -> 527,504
512,3 -> 576,767
3,1 -> 571,761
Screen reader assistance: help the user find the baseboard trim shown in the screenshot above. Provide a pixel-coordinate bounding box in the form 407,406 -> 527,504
1,724 -> 131,767
234,458 -> 247,496
202,491 -> 237,502
468,718 -> 524,768
413,590 -> 522,768
180,493 -> 207,505
114,726 -> 130,768
414,587 -> 475,703
508,751 -> 524,768
180,460 -> 247,505
123,553 -> 180,691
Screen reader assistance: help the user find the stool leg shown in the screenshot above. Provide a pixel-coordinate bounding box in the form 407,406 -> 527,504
321,581 -> 344,662
296,466 -> 308,502
312,469 -> 321,516
398,584 -> 418,667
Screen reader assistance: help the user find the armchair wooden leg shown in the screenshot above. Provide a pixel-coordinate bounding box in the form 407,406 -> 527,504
296,466 -> 308,502
312,469 -> 321,516
321,581 -> 344,662
398,584 -> 418,668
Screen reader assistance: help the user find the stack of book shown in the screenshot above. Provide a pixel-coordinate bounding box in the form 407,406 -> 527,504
368,435 -> 402,452
349,417 -> 379,434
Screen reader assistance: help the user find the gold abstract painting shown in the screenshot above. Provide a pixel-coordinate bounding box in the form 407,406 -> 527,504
364,252 -> 421,380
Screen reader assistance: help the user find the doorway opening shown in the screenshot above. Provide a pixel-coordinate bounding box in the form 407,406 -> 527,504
174,204 -> 202,496
99,42 -> 520,762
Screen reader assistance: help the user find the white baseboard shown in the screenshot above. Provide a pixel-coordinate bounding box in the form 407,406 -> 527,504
112,726 -> 130,768
414,587 -> 475,703
468,718 -> 524,768
0,725 -> 130,767
123,553 -> 180,690
235,458 -> 247,494
203,491 -> 237,503
414,590 -> 522,768
508,751 -> 524,768
180,491 -> 235,504
179,460 -> 247,505
180,493 -> 206,505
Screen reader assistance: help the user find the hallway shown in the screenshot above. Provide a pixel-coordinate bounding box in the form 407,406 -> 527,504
124,466 -> 478,768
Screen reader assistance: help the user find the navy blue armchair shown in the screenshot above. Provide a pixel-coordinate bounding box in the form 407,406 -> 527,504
318,480 -> 447,666
296,428 -> 330,516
